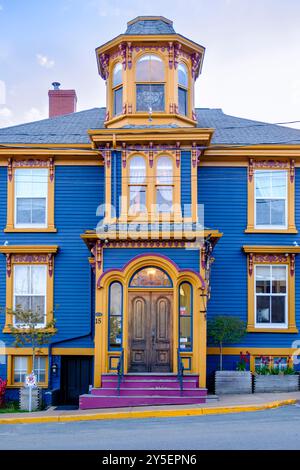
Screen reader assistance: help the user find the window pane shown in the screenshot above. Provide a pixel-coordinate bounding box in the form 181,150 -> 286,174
256,200 -> 271,225
256,296 -> 270,323
179,283 -> 191,316
109,282 -> 122,349
14,356 -> 28,383
129,186 -> 146,214
136,55 -> 164,82
178,63 -> 188,88
130,268 -> 172,287
14,265 -> 30,295
255,171 -> 272,198
34,357 -> 46,383
110,283 -> 122,316
113,87 -> 123,116
178,87 -> 187,115
271,171 -> 287,198
113,63 -> 122,88
130,157 -> 146,184
31,266 -> 47,295
16,198 -> 32,224
136,84 -> 165,111
15,169 -> 48,198
15,296 -> 30,312
156,186 -> 173,212
156,157 -> 173,184
271,296 -> 286,323
31,198 -> 46,224
272,266 -> 286,293
179,317 -> 192,349
270,199 -> 285,226
256,266 -> 271,293
273,357 -> 288,370
31,296 -> 45,319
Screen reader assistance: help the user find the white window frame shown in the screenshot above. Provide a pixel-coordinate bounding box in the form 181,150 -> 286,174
13,356 -> 28,384
14,168 -> 48,229
13,264 -> 47,329
254,264 -> 288,329
254,169 -> 288,230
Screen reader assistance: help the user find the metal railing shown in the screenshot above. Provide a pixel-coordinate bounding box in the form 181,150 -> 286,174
177,349 -> 185,396
116,349 -> 124,396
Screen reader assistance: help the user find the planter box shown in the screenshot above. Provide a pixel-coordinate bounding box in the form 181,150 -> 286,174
19,387 -> 41,411
254,375 -> 299,393
215,371 -> 252,395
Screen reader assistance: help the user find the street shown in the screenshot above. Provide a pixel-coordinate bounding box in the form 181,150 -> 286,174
0,405 -> 300,450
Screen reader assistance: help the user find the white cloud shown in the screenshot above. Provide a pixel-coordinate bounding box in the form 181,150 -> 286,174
0,107 -> 13,127
36,53 -> 55,69
0,80 -> 6,104
24,107 -> 46,123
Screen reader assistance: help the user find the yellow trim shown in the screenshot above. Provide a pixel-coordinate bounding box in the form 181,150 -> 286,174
51,348 -> 94,356
1,247 -> 58,332
7,354 -> 49,388
94,254 -> 207,388
246,252 -> 297,333
246,162 -> 296,233
5,163 -> 56,233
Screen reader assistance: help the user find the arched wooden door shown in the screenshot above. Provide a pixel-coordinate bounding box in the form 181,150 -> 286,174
128,291 -> 173,372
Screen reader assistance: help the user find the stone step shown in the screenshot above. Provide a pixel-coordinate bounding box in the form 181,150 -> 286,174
100,379 -> 198,389
90,387 -> 207,397
79,394 -> 207,410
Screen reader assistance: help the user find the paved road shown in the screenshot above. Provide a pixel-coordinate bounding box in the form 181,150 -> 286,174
1,405 -> 300,450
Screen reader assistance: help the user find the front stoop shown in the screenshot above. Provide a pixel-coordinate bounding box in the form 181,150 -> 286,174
79,374 -> 207,409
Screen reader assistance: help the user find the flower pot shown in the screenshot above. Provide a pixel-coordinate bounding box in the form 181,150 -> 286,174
254,374 -> 299,393
215,371 -> 252,395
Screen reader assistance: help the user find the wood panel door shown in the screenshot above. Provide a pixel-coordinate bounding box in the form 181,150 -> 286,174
128,291 -> 172,372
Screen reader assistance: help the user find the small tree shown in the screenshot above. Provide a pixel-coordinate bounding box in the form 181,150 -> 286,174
6,305 -> 56,380
207,316 -> 246,371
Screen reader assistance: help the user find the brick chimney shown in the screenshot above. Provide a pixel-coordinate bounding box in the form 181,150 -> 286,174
48,82 -> 77,118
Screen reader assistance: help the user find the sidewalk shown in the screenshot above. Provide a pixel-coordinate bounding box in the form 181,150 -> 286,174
0,392 -> 299,424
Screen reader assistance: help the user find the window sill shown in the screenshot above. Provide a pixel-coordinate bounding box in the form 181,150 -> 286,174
6,383 -> 48,389
4,227 -> 57,233
245,227 -> 298,234
3,326 -> 56,334
247,326 -> 298,333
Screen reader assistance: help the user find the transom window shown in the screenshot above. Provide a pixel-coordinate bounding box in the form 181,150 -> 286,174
128,156 -> 147,215
178,63 -> 188,116
255,265 -> 287,327
15,168 -> 48,228
109,282 -> 123,350
255,170 -> 287,228
13,264 -> 47,328
136,54 -> 165,112
156,156 -> 173,213
112,63 -> 123,116
130,267 -> 172,287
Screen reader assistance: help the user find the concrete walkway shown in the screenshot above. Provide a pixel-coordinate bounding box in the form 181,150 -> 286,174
0,391 -> 299,424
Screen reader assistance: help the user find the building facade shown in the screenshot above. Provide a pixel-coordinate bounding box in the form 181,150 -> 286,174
1,16 -> 300,407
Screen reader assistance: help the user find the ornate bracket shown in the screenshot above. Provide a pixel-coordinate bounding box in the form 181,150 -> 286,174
191,52 -> 202,79
248,253 -> 295,276
6,254 -> 11,278
176,142 -> 181,168
149,142 -> 154,168
8,158 -> 55,182
290,159 -> 295,183
192,142 -> 198,168
248,158 -> 293,183
99,53 -> 110,80
96,240 -> 103,271
122,143 -> 127,168
105,144 -> 111,168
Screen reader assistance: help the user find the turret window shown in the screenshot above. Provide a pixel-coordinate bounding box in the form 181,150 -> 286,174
112,63 -> 123,116
178,63 -> 188,116
136,55 -> 165,112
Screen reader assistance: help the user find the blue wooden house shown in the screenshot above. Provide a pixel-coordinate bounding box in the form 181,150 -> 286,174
1,16 -> 300,408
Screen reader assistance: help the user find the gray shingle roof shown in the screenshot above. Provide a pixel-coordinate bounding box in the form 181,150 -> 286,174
125,17 -> 175,35
0,107 -> 300,146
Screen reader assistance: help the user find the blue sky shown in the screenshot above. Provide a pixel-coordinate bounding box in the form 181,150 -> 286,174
0,0 -> 300,128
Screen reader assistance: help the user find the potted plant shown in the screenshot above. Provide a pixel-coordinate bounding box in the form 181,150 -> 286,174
208,316 -> 252,394
254,356 -> 299,393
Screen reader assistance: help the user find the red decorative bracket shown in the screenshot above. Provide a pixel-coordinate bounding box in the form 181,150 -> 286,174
8,158 -> 13,182
49,157 -> 54,182
96,240 -> 102,271
176,142 -> 181,168
290,254 -> 295,277
105,143 -> 111,168
6,254 -> 11,278
122,143 -> 127,168
48,254 -> 53,277
149,142 -> 154,168
248,253 -> 254,277
192,142 -> 197,168
249,158 -> 254,182
290,159 -> 295,183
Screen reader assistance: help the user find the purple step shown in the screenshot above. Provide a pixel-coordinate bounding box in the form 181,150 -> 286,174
100,379 -> 198,389
90,387 -> 207,397
79,395 -> 207,410
102,374 -> 199,382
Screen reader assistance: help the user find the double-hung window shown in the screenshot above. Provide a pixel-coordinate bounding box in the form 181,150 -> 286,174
15,168 -> 48,228
128,156 -> 147,215
254,170 -> 287,229
136,54 -> 165,112
255,265 -> 287,328
13,264 -> 47,328
156,156 -> 173,213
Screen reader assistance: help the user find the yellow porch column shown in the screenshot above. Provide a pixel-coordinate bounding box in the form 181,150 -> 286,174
93,241 -> 105,388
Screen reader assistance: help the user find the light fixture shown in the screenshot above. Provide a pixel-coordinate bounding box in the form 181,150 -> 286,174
51,363 -> 58,376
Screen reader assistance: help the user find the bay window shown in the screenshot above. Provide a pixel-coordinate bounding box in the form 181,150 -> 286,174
178,63 -> 188,116
112,62 -> 123,116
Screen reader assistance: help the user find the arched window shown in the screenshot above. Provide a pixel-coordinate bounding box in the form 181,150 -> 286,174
178,63 -> 188,116
179,282 -> 192,351
128,156 -> 147,215
112,63 -> 123,116
130,267 -> 172,287
156,156 -> 173,213
136,54 -> 165,112
109,282 -> 123,350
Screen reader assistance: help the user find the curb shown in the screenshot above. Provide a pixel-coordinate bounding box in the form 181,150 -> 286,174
0,398 -> 297,425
